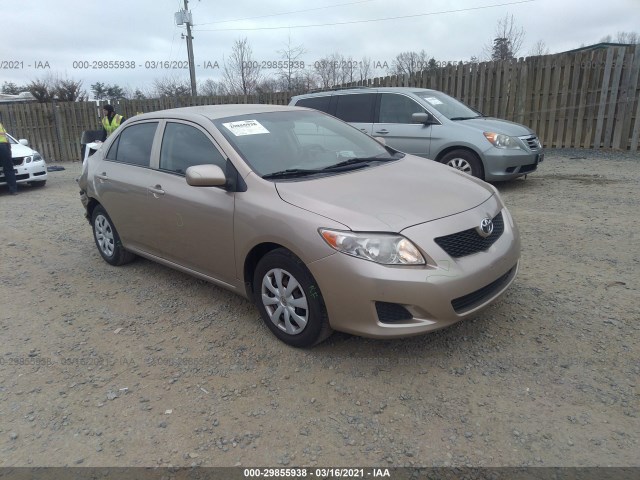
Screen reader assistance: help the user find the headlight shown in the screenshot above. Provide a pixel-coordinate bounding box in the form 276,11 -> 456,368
483,132 -> 522,149
23,156 -> 32,164
319,229 -> 425,265
33,152 -> 43,162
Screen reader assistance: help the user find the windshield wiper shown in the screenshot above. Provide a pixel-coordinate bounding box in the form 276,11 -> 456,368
323,156 -> 399,171
262,168 -> 325,179
450,115 -> 483,121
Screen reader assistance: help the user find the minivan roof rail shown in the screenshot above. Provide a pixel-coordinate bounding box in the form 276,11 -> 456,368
307,86 -> 373,94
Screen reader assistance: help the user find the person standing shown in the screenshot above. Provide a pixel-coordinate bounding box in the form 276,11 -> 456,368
0,119 -> 18,195
100,104 -> 125,141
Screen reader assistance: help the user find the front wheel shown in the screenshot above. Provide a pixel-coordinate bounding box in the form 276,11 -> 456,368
253,249 -> 332,347
91,205 -> 135,266
440,149 -> 484,179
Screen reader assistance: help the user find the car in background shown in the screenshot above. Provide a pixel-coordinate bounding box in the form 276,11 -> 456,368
290,87 -> 543,181
0,134 -> 48,188
78,105 -> 520,347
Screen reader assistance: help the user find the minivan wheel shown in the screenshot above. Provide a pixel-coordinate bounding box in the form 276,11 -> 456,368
91,205 -> 135,266
441,149 -> 484,179
253,248 -> 332,348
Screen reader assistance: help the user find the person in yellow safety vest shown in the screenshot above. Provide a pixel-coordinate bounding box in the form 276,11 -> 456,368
100,104 -> 125,141
0,119 -> 18,195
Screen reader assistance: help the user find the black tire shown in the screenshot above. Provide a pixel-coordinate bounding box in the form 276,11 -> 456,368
253,248 -> 332,348
29,180 -> 46,187
440,149 -> 484,179
91,205 -> 135,266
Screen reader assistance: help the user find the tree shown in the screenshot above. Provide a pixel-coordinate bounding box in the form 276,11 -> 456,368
277,35 -> 306,92
153,76 -> 191,97
54,78 -> 87,101
390,50 -> 434,76
313,52 -> 343,89
223,37 -> 262,95
199,79 -> 228,96
484,13 -> 525,60
1,81 -> 27,95
27,77 -> 55,102
105,85 -> 126,101
91,82 -> 108,100
601,31 -> 639,44
529,40 -> 550,56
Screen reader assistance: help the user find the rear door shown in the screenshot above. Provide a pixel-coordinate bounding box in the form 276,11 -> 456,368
373,93 -> 432,157
333,93 -> 376,136
94,121 -> 162,253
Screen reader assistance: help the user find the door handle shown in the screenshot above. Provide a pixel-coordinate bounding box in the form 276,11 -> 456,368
148,185 -> 165,197
374,130 -> 389,134
359,128 -> 368,132
96,172 -> 108,182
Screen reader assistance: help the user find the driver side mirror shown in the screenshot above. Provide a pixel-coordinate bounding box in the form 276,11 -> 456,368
186,164 -> 227,187
19,139 -> 29,146
412,112 -> 436,125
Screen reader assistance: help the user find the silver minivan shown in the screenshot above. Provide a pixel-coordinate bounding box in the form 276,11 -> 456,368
290,87 -> 544,181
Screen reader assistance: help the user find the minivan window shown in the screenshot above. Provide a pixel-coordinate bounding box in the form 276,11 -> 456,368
414,91 -> 481,120
160,122 -> 226,174
334,93 -> 375,123
379,94 -> 427,124
111,122 -> 158,167
295,96 -> 331,113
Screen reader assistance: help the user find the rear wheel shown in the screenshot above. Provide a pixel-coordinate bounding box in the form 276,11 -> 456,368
91,205 -> 135,266
441,149 -> 484,179
253,248 -> 332,347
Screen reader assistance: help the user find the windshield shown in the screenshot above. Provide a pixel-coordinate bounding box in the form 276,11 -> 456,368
213,110 -> 402,178
414,91 -> 482,120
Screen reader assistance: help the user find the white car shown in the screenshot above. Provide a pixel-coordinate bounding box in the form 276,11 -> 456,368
0,134 -> 48,188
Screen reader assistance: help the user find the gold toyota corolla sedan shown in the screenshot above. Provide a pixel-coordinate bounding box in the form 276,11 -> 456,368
78,105 -> 520,347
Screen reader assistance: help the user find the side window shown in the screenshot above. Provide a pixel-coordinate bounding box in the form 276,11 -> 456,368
334,93 -> 375,123
113,122 -> 158,167
295,96 -> 331,113
160,122 -> 226,174
105,135 -> 120,160
379,94 -> 426,124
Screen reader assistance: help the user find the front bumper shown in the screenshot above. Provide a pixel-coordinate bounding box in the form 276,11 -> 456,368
307,199 -> 521,338
482,148 -> 544,181
0,159 -> 48,185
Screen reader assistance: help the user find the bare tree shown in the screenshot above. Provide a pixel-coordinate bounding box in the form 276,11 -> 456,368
358,57 -> 373,83
277,35 -> 306,92
529,39 -> 550,56
27,76 -> 55,102
390,50 -> 434,76
223,37 -> 262,95
616,31 -> 639,44
313,53 -> 342,89
199,78 -> 228,96
153,76 -> 191,97
484,13 -> 525,60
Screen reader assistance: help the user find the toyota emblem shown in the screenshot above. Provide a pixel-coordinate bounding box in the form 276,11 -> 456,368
477,218 -> 494,237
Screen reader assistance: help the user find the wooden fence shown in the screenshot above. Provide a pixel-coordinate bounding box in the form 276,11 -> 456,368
0,46 -> 638,162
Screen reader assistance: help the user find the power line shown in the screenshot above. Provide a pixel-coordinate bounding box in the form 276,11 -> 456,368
196,0 -> 536,32
195,0 -> 376,26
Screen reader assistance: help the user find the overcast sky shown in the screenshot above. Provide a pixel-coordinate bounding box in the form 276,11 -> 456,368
3,0 -> 639,96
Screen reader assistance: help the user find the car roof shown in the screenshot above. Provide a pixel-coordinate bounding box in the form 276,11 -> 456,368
131,104 -> 302,122
291,87 -> 438,99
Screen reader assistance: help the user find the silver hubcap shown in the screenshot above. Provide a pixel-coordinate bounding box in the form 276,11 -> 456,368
447,158 -> 472,174
261,268 -> 309,335
94,214 -> 115,257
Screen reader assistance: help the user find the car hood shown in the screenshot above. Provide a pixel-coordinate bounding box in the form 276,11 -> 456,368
10,143 -> 35,158
275,155 -> 494,232
454,117 -> 535,136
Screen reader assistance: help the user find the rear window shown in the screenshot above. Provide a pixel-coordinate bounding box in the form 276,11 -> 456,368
295,96 -> 331,113
334,93 -> 376,123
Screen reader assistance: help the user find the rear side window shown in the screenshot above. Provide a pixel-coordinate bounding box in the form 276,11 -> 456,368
160,122 -> 226,174
295,96 -> 332,113
110,122 -> 158,167
334,93 -> 375,123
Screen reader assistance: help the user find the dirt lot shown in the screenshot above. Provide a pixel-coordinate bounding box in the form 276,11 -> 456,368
0,150 -> 638,469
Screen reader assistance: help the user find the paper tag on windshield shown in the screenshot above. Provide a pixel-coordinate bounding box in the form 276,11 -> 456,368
222,120 -> 269,136
425,97 -> 444,105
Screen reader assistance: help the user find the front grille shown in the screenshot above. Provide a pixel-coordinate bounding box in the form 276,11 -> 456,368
451,266 -> 515,313
13,157 -> 24,166
375,302 -> 412,323
434,212 -> 504,258
520,135 -> 541,151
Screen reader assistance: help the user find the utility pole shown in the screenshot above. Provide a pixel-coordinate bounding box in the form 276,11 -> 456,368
176,0 -> 197,97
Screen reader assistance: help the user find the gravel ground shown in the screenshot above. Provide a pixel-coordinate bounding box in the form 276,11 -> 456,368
0,150 -> 638,468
